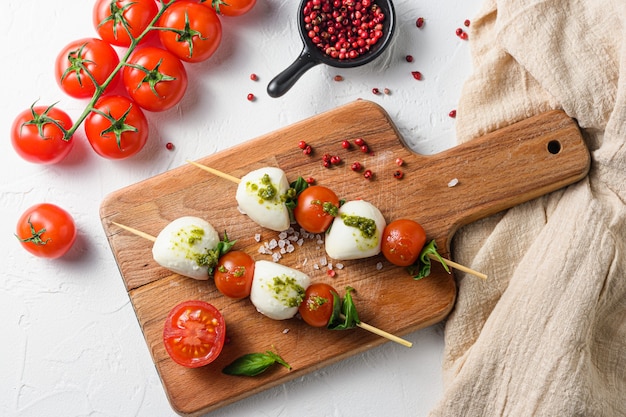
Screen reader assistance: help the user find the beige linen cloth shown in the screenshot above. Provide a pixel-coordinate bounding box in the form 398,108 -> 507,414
428,0 -> 626,416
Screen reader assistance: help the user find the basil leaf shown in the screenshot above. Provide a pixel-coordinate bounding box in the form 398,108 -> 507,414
285,176 -> 310,222
222,350 -> 291,377
326,290 -> 343,329
203,231 -> 236,277
409,240 -> 449,280
328,286 -> 360,330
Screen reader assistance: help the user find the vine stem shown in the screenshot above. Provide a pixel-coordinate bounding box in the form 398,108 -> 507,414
62,0 -> 175,140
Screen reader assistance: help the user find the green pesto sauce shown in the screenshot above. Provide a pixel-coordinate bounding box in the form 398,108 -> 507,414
247,173 -> 279,204
186,227 -> 205,245
341,214 -> 377,239
170,227 -> 212,268
268,275 -> 306,308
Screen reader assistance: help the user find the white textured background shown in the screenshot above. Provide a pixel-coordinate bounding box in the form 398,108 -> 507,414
1,0 -> 481,416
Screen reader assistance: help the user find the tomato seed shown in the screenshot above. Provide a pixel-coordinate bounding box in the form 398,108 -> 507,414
411,71 -> 422,80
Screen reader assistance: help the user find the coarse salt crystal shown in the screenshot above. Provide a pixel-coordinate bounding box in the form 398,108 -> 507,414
282,328 -> 290,334
272,252 -> 282,262
254,233 -> 261,242
376,262 -> 383,270
448,178 -> 459,187
336,263 -> 344,270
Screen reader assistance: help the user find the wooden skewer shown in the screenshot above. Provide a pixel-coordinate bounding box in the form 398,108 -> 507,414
186,160 -> 241,184
427,254 -> 488,280
186,160 -> 488,281
111,221 -> 413,348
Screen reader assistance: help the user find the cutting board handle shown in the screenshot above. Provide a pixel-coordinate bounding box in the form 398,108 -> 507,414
416,110 -> 590,251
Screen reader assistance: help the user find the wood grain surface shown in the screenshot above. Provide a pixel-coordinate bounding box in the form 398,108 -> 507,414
99,100 -> 590,416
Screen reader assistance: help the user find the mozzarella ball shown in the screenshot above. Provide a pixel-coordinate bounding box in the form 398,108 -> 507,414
236,167 -> 290,232
152,216 -> 219,280
250,260 -> 311,320
325,200 -> 386,260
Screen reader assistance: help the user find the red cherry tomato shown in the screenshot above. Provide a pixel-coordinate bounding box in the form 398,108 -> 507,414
381,219 -> 427,267
294,185 -> 340,234
93,0 -> 159,47
158,1 -> 222,63
85,95 -> 149,159
15,203 -> 77,259
163,300 -> 226,368
214,251 -> 255,299
11,104 -> 74,164
55,37 -> 120,99
123,46 -> 188,112
211,0 -> 256,16
299,282 -> 338,328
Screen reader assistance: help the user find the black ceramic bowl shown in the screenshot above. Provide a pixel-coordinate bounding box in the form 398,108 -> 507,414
267,0 -> 396,98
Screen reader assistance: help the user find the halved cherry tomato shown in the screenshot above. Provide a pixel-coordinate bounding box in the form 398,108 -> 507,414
298,282 -> 338,328
210,0 -> 256,16
163,300 -> 226,368
11,104 -> 74,164
55,37 -> 120,99
85,95 -> 149,159
214,251 -> 255,299
93,0 -> 159,47
123,46 -> 188,112
294,185 -> 340,234
15,203 -> 77,259
157,1 -> 222,63
381,219 -> 427,267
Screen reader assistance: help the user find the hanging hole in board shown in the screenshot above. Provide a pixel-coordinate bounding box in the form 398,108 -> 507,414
547,140 -> 562,154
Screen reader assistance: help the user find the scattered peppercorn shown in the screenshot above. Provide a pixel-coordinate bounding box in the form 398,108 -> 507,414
360,144 -> 369,153
449,109 -> 457,118
354,138 -> 365,146
298,140 -> 307,149
363,169 -> 373,180
166,142 -> 174,150
411,71 -> 422,80
395,157 -> 404,166
383,88 -> 391,95
464,19 -> 471,27
334,75 -> 344,81
405,55 -> 414,63
341,140 -> 351,149
303,145 -> 313,155
247,93 -> 255,101
330,155 -> 341,165
416,17 -> 424,28
393,170 -> 404,179
372,87 -> 380,95
351,161 -> 362,172
250,73 -> 258,81
305,177 -> 316,184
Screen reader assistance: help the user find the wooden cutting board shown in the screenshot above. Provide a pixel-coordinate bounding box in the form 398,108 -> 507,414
100,100 -> 589,416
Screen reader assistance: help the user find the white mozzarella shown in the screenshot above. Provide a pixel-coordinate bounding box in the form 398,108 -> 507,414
325,200 -> 386,260
250,260 -> 311,320
152,216 -> 219,280
235,167 -> 291,232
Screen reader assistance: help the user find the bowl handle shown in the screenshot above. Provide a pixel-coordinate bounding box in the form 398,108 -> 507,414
267,49 -> 320,98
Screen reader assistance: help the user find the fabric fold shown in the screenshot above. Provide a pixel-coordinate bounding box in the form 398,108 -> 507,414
428,0 -> 626,416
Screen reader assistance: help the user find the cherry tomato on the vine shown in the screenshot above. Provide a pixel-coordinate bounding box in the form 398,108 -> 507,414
123,46 -> 188,112
214,251 -> 255,299
381,219 -> 427,267
294,185 -> 340,234
11,104 -> 74,164
93,0 -> 159,47
85,95 -> 149,159
55,37 -> 120,99
210,0 -> 256,16
158,1 -> 222,63
163,300 -> 226,368
15,203 -> 77,259
299,282 -> 338,328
